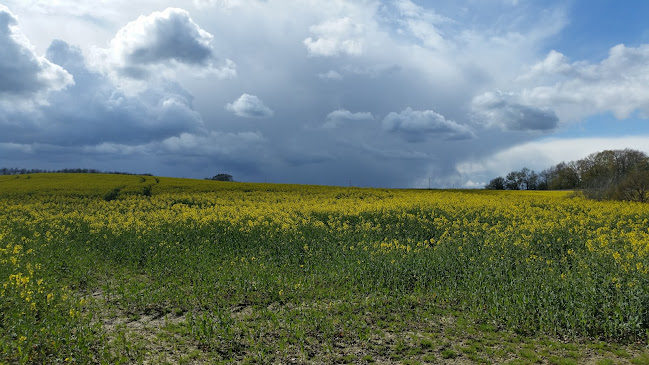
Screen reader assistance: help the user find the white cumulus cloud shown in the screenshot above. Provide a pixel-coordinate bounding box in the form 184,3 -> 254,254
304,17 -> 365,57
383,107 -> 475,142
479,44 -> 649,125
0,5 -> 73,104
0,39 -> 206,146
225,93 -> 274,118
324,109 -> 373,128
99,7 -> 235,80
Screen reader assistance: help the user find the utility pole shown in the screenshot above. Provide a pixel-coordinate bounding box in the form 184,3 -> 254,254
428,178 -> 431,189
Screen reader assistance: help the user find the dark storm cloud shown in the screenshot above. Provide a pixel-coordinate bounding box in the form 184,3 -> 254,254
0,5 -> 72,98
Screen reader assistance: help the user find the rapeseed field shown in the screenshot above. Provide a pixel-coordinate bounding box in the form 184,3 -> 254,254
1,173 -> 648,363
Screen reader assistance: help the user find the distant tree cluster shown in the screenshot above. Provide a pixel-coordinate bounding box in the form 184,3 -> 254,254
485,149 -> 649,203
0,167 -> 151,176
485,167 -> 543,190
206,173 -> 234,182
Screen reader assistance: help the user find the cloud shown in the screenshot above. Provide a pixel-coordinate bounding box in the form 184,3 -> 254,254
0,4 -> 256,180
516,50 -> 574,80
0,5 -> 73,103
0,39 -> 205,146
304,17 -> 365,56
193,0 -> 244,9
486,44 -> 649,123
83,131 -> 261,158
101,7 -> 235,79
114,8 -> 212,65
158,131 -> 264,155
382,107 -> 475,142
85,130 -> 267,177
7,0 -> 122,18
318,70 -> 343,80
324,109 -> 373,128
471,91 -> 559,131
388,0 -> 449,49
194,0 -> 248,10
225,93 -> 274,118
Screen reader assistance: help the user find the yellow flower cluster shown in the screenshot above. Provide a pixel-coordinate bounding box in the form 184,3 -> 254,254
1,173 -> 648,348
1,175 -> 647,274
1,175 -> 648,308
1,238 -> 58,313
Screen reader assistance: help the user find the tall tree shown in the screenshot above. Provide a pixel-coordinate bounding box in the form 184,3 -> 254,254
485,176 -> 506,190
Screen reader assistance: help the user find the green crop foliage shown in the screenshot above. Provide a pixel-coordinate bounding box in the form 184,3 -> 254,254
1,173 -> 648,363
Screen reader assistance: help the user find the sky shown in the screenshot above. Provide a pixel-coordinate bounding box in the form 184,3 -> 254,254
1,0 -> 649,188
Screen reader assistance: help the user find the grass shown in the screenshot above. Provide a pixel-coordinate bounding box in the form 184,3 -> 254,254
1,173 -> 649,363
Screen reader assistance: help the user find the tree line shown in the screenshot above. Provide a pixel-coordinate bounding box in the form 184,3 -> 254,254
205,173 -> 234,182
485,148 -> 649,203
0,168 -> 151,176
